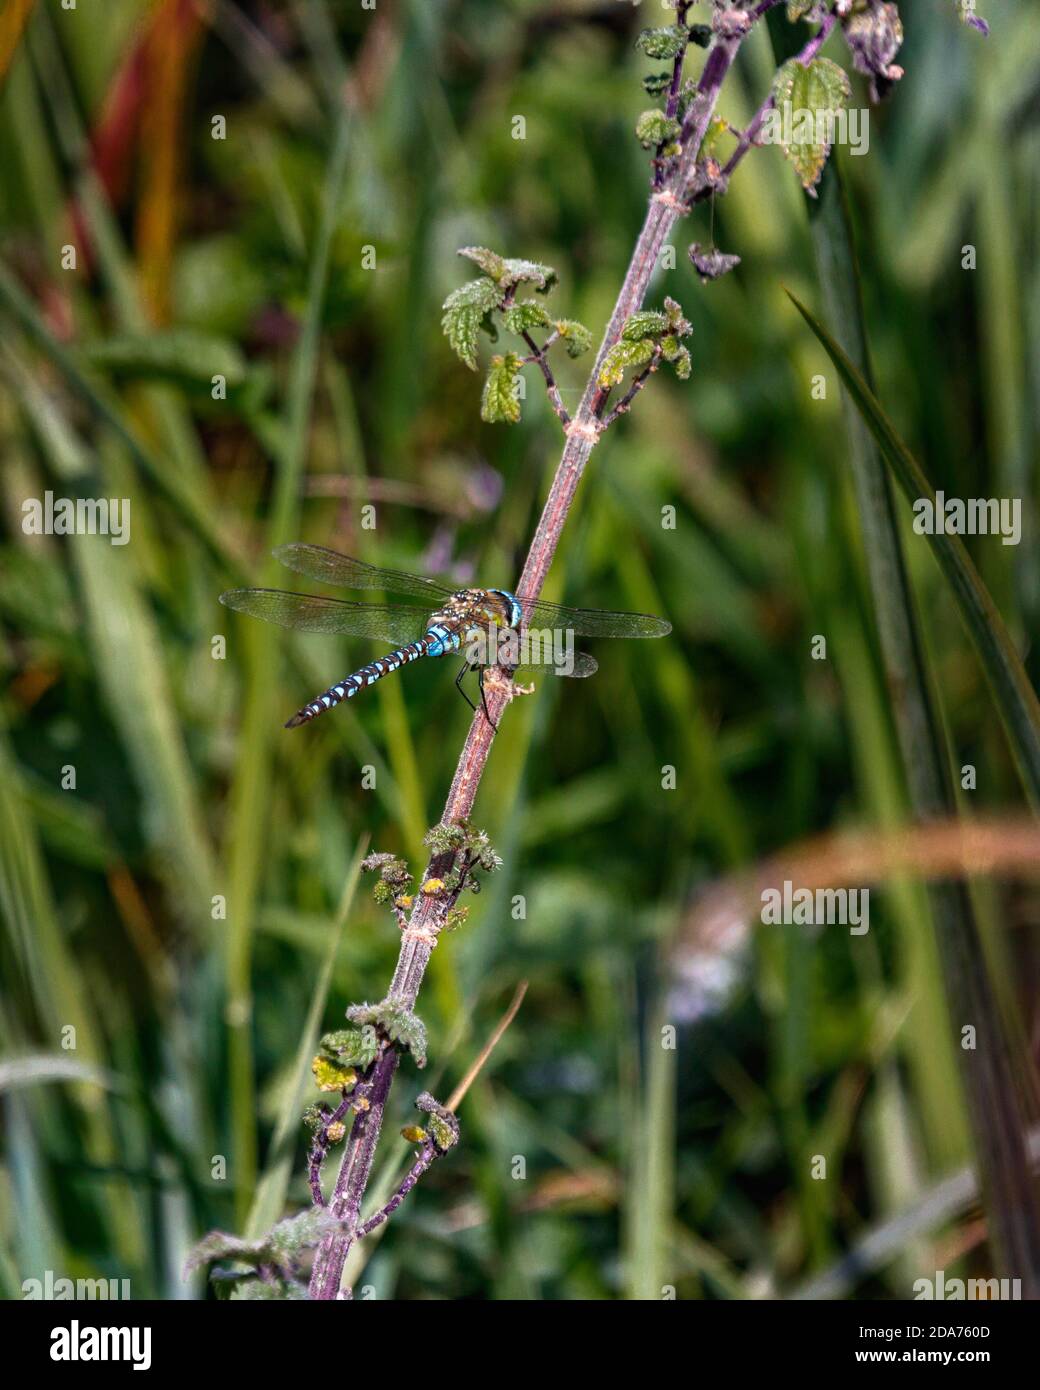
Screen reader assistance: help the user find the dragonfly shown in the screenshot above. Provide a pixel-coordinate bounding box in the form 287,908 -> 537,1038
219,544 -> 671,729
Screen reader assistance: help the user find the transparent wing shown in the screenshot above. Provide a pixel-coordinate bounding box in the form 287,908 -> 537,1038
273,544 -> 454,600
512,650 -> 599,678
517,597 -> 671,639
219,589 -> 431,643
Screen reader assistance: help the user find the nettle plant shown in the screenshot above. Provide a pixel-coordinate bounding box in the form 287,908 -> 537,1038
188,0 -> 989,1301
441,0 -> 986,434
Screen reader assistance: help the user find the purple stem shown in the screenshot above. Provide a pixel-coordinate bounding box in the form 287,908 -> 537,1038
355,1142 -> 439,1241
654,1 -> 694,189
307,6 -> 769,1302
307,1046 -> 400,1300
308,1094 -> 355,1207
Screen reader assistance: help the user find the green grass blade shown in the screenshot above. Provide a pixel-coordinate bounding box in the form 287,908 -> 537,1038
0,260 -> 245,581
224,101 -> 354,1224
245,837 -> 368,1240
786,288 -> 1040,809
786,159 -> 1040,1288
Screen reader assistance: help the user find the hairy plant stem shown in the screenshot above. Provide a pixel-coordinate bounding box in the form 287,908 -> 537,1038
308,16 -> 760,1301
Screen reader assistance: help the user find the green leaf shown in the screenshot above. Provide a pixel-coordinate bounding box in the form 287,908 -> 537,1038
642,71 -> 673,97
427,1113 -> 458,1153
458,248 -> 557,293
480,352 -> 523,424
621,310 -> 669,342
415,1092 -> 460,1151
311,1055 -> 357,1093
441,277 -> 502,369
661,338 -> 692,380
771,57 -> 851,193
663,296 -> 692,337
635,109 -> 682,151
502,301 -> 552,335
185,1209 -> 344,1278
598,338 -> 654,389
786,0 -> 818,19
554,319 -> 593,358
319,1026 -> 380,1070
786,289 -> 1040,807
457,246 -> 506,280
499,257 -> 558,293
660,335 -> 692,381
635,26 -> 687,60
347,997 -> 428,1067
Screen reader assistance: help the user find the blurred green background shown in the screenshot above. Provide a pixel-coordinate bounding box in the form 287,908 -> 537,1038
1,0 -> 1038,1300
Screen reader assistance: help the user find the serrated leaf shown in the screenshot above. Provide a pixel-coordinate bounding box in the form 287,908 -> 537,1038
185,1210 -> 344,1277
621,310 -> 669,342
499,258 -> 558,293
663,296 -> 692,336
311,1055 -> 357,1093
480,352 -> 523,424
635,109 -> 682,151
771,57 -> 851,193
642,71 -> 673,97
347,997 -> 428,1067
667,343 -> 692,380
428,1113 -> 458,1152
502,301 -> 552,335
458,246 -> 506,280
554,319 -> 593,358
598,338 -> 654,389
635,26 -> 687,60
319,1027 -> 379,1070
441,277 -> 502,369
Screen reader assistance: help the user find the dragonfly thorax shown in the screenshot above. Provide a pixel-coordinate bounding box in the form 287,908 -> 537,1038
423,588 -> 523,661
431,588 -> 522,632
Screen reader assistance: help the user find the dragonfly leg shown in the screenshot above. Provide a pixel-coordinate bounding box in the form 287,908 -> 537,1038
454,660 -> 478,715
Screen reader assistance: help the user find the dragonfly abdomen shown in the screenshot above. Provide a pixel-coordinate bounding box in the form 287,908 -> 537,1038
285,636 -> 432,728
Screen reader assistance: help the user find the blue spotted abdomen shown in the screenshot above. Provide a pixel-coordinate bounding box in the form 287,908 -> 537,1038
285,634 -> 436,728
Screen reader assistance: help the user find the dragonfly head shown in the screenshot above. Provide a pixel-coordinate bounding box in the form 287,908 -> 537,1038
487,588 -> 523,631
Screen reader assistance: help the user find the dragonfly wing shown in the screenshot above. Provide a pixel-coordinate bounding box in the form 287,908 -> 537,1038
220,589 -> 430,643
273,544 -> 453,600
511,649 -> 598,678
517,596 -> 671,639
